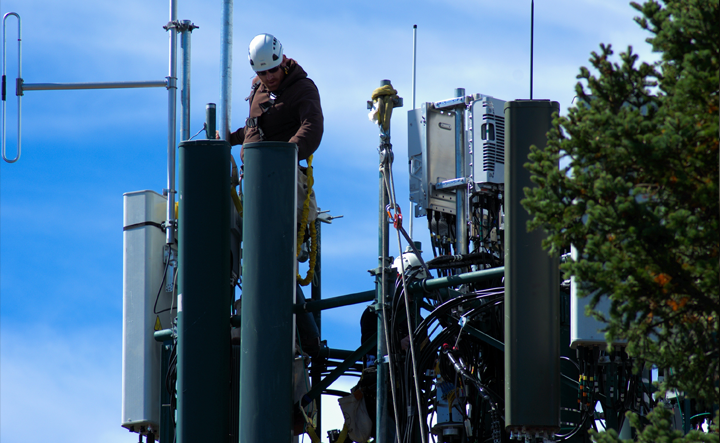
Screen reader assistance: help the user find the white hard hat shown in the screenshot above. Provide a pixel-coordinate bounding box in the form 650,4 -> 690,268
248,33 -> 283,72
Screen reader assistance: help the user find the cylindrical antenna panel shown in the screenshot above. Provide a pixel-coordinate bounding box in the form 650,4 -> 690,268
239,141 -> 298,443
176,139 -> 232,443
503,99 -> 560,438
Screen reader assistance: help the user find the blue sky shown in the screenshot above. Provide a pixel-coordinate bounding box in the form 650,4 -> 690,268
0,1 -> 658,442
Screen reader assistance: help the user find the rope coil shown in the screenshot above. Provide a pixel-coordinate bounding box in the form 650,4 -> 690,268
297,154 -> 318,286
369,84 -> 398,132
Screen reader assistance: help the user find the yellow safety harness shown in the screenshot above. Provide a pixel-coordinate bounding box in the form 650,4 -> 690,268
296,154 -> 318,286
230,155 -> 243,216
299,403 -> 349,443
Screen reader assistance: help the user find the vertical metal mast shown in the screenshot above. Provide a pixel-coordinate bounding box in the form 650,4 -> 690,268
179,20 -> 197,142
454,88 -> 468,255
165,0 -> 178,245
409,24 -> 417,239
219,0 -> 233,140
530,0 -> 534,100
376,80 -> 392,443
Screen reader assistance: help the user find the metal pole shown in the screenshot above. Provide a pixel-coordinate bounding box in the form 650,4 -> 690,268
176,139 -> 232,443
411,25 -> 417,111
530,0 -> 534,100
409,24 -> 418,238
179,20 -> 196,142
205,103 -> 216,139
20,80 -> 167,91
407,266 -> 504,293
301,289 -> 374,313
165,0 -> 178,246
454,88 -> 468,255
219,0 -> 233,140
376,80 -> 392,443
311,218 -> 323,436
240,141 -> 298,443
160,340 -> 175,443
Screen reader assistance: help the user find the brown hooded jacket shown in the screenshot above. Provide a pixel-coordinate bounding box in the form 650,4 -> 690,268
229,59 -> 323,161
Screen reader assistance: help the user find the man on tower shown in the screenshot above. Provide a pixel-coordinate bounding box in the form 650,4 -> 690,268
227,33 -> 324,357
228,33 -> 323,164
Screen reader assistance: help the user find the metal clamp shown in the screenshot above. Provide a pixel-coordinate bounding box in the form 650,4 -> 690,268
2,12 -> 21,163
164,20 -> 198,33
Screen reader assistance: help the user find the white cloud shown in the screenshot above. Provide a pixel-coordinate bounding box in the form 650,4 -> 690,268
0,325 -> 129,443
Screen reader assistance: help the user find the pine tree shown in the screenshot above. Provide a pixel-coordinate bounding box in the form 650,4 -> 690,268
521,0 -> 719,425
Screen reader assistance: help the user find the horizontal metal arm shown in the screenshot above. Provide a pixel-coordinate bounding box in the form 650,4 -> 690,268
20,79 -> 168,93
297,289 -> 374,314
407,266 -> 505,293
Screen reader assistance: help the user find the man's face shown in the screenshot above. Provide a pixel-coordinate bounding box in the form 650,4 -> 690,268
257,64 -> 285,92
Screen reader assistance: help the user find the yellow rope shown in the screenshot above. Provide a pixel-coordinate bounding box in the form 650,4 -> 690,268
231,186 -> 243,216
298,399 -> 321,443
297,155 -> 318,286
305,424 -> 321,443
370,84 -> 398,132
230,154 -> 243,216
335,423 -> 349,443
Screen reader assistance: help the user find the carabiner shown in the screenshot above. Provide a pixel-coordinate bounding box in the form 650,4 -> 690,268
385,203 -> 403,229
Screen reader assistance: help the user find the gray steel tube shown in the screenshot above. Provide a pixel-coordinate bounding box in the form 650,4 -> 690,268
240,142 -> 298,443
376,80 -> 392,443
166,0 -> 178,245
407,266 -> 504,293
160,341 -> 175,443
176,139 -> 231,443
311,218 -> 323,435
409,24 -> 418,238
503,99 -> 560,437
218,0 -> 233,140
300,289 -> 374,313
454,88 -> 467,255
179,20 -> 192,141
20,80 -> 167,91
205,103 -> 216,139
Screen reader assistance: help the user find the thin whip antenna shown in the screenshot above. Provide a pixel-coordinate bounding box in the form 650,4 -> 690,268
412,24 -> 417,109
530,0 -> 534,99
410,24 -> 418,238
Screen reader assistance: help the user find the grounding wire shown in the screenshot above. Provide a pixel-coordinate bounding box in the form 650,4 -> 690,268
561,355 -> 581,372
154,259 -> 171,315
383,148 -> 429,443
188,123 -> 207,140
556,412 -> 592,441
